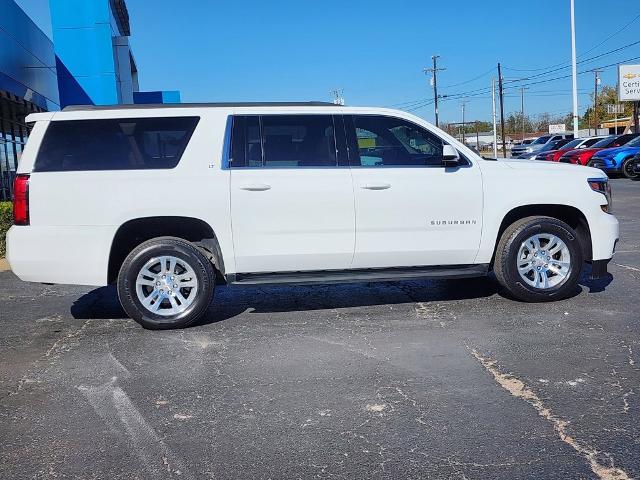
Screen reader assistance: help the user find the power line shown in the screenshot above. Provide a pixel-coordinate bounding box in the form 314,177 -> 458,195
503,39 -> 640,84
511,54 -> 640,89
580,13 -> 640,57
503,12 -> 640,73
391,43 -> 640,119
440,66 -> 495,88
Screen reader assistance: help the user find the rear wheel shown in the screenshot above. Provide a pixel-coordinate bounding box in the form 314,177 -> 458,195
117,237 -> 216,329
494,216 -> 583,302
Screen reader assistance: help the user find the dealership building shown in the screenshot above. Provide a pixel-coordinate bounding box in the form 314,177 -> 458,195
0,0 -> 180,200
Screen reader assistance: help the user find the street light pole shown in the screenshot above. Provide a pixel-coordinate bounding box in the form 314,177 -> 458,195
570,0 -> 579,135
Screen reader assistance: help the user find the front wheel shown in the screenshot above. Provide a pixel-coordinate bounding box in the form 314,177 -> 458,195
493,216 -> 583,302
117,237 -> 216,329
622,157 -> 639,179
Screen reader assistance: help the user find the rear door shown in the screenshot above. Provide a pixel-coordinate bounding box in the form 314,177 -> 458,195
229,114 -> 355,273
345,114 -> 483,268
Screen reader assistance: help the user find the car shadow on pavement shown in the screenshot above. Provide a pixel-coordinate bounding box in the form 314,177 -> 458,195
70,270 -> 612,328
70,277 -> 499,327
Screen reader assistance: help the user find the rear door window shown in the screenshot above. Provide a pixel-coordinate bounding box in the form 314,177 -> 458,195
34,117 -> 199,171
230,115 -> 338,168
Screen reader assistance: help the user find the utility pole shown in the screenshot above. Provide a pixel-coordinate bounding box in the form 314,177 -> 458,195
520,87 -> 529,141
492,78 -> 498,158
498,63 -> 506,157
424,55 -> 445,127
461,100 -> 467,144
591,69 -> 602,135
330,88 -> 345,105
475,122 -> 480,153
570,0 -> 579,135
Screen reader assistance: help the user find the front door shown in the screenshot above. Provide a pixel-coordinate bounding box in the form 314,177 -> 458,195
345,114 -> 483,268
229,114 -> 355,273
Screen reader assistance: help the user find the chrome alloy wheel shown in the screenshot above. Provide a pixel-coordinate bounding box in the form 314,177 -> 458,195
517,234 -> 571,289
135,256 -> 199,316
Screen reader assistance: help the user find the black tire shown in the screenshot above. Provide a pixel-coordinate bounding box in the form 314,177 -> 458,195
622,157 -> 638,179
494,216 -> 583,302
117,237 -> 216,329
586,160 -> 596,168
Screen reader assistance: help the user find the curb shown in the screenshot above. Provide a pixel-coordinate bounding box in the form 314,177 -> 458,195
0,258 -> 10,272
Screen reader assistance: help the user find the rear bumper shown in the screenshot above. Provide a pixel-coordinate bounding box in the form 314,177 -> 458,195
6,225 -> 115,286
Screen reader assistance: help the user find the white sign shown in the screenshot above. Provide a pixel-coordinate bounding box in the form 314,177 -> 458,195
606,104 -> 624,115
549,124 -> 566,134
618,64 -> 640,102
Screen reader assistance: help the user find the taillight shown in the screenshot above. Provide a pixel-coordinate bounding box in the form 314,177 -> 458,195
13,174 -> 30,225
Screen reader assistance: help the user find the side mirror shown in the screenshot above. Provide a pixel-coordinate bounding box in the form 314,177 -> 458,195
442,144 -> 460,166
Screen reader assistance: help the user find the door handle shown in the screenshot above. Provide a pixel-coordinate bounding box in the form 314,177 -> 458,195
361,182 -> 391,190
239,184 -> 271,191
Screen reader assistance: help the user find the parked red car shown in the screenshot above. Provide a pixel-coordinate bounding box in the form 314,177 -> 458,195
559,134 -> 639,165
538,136 -> 604,162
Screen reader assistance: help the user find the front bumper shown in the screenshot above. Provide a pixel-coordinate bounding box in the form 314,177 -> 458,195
590,157 -> 617,171
589,258 -> 611,279
588,209 -> 619,262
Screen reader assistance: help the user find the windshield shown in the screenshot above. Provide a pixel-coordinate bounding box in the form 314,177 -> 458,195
626,136 -> 640,147
592,136 -> 619,148
531,135 -> 552,145
562,139 -> 583,149
539,140 -> 562,152
583,137 -> 604,147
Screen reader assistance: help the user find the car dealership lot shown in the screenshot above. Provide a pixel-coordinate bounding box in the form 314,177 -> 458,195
1,178 -> 638,480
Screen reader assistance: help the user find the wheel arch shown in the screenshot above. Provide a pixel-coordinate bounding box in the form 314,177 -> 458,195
491,204 -> 592,267
108,216 -> 225,284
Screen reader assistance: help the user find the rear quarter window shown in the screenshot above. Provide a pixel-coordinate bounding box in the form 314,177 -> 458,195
34,117 -> 199,172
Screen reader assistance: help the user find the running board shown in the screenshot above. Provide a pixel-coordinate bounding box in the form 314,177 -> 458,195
228,264 -> 489,286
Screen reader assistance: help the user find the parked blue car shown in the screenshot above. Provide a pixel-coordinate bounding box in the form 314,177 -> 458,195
590,135 -> 640,178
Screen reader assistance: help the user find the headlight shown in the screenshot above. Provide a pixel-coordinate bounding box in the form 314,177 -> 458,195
588,178 -> 612,212
525,147 -> 533,153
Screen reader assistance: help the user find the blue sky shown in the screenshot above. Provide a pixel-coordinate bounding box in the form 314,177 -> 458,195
14,0 -> 640,124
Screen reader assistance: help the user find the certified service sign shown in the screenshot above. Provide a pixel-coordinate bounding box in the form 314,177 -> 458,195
618,64 -> 640,101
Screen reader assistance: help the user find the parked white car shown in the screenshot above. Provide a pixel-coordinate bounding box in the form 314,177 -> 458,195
7,103 -> 619,329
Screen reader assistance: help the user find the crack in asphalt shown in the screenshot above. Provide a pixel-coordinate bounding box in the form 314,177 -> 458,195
469,348 -> 632,480
5,319 -> 93,398
79,376 -> 194,479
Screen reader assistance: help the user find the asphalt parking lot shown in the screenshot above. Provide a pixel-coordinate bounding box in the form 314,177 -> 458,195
1,178 -> 638,480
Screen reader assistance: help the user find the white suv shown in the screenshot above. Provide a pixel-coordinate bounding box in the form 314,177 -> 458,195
7,103 -> 619,329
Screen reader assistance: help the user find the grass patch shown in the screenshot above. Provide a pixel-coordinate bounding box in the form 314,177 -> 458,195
0,202 -> 12,257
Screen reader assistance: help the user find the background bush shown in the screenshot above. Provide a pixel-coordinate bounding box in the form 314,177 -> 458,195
0,202 -> 12,257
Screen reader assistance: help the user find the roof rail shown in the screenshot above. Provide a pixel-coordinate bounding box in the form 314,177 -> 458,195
61,102 -> 340,112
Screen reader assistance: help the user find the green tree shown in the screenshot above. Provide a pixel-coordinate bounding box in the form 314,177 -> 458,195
581,85 -> 634,130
